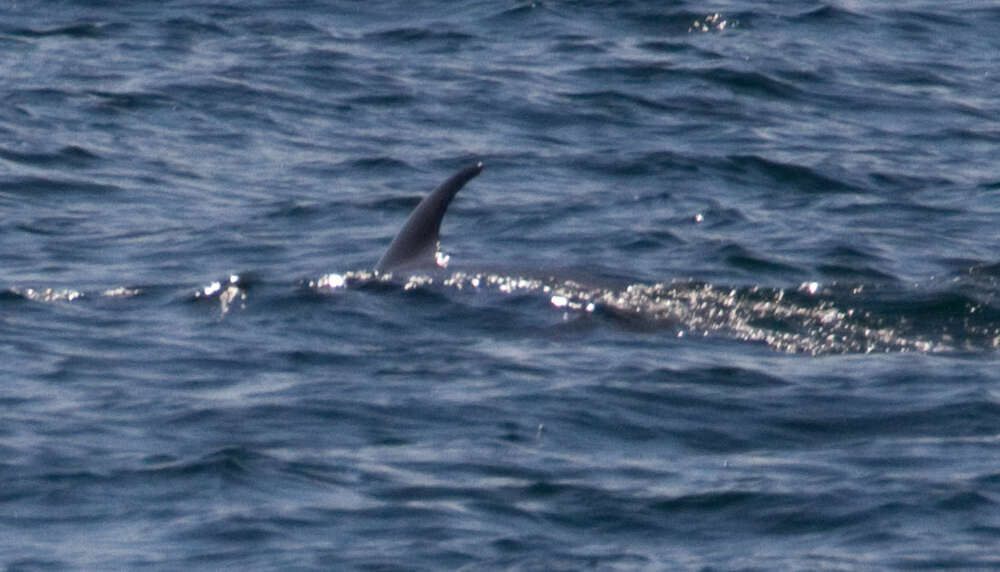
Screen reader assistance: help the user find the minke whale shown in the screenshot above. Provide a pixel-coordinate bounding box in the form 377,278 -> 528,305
374,162 -> 483,274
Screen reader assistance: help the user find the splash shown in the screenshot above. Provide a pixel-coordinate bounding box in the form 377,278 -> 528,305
7,269 -> 995,354
313,270 -> 984,355
193,274 -> 247,316
596,281 -> 939,354
5,286 -> 141,302
7,287 -> 84,302
690,13 -> 734,33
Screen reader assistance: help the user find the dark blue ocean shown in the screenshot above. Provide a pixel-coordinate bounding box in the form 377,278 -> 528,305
2,1 -> 999,569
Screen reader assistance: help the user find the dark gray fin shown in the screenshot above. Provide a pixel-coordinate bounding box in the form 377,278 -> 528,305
374,162 -> 484,273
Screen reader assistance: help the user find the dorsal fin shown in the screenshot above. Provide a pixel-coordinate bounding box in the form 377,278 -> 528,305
374,162 -> 483,273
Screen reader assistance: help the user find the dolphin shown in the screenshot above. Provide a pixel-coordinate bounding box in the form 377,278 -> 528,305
374,162 -> 483,274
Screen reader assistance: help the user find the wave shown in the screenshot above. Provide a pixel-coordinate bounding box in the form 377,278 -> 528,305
0,145 -> 99,168
0,175 -> 120,197
0,21 -> 128,39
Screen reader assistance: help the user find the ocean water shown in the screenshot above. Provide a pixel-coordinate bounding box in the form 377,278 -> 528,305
2,1 -> 999,569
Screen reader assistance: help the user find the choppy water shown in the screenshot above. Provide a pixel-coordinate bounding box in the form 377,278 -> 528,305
2,1 -> 1000,570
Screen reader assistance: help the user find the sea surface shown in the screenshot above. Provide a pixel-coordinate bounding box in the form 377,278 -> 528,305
2,1 -> 999,570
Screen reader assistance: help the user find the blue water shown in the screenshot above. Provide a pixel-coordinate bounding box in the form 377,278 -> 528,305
2,1 -> 1000,569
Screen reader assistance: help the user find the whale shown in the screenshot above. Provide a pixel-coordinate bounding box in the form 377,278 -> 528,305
374,162 -> 484,274
372,162 -> 623,285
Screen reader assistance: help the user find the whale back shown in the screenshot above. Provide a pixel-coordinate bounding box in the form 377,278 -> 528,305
374,162 -> 483,273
